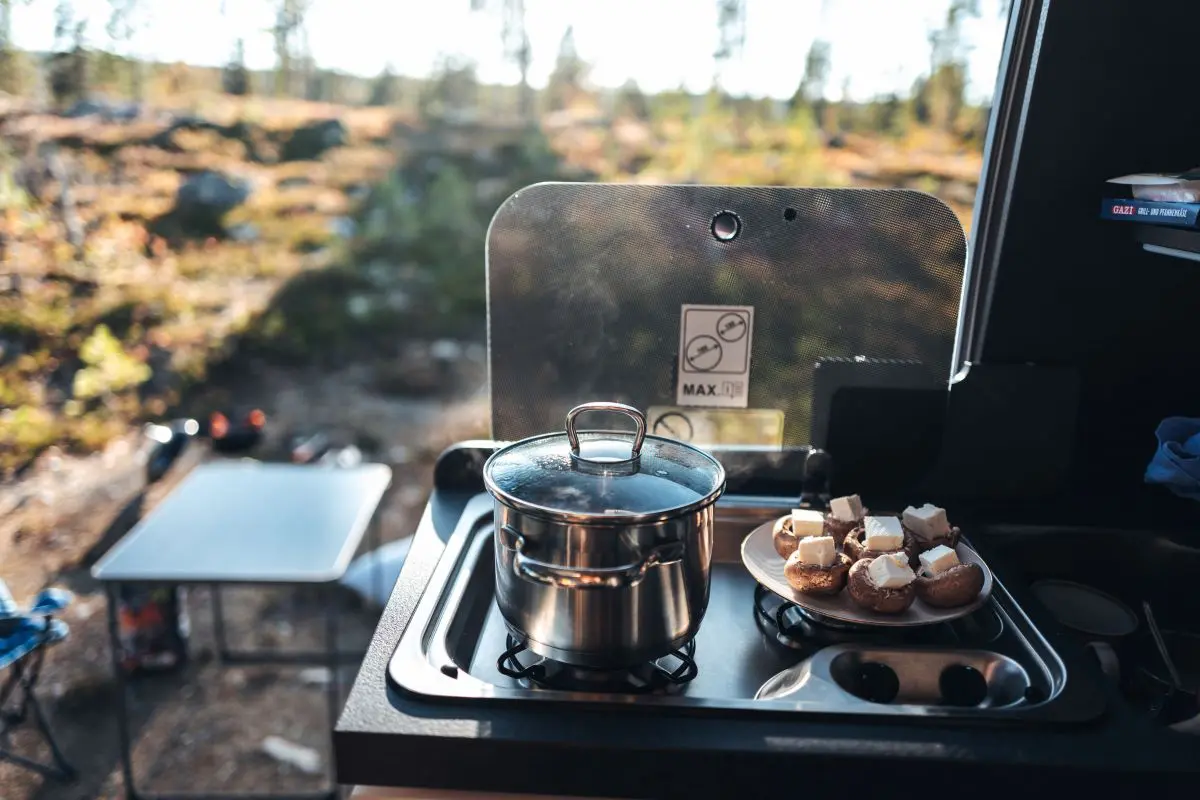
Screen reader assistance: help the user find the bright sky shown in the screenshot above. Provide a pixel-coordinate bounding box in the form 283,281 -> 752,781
11,0 -> 1008,102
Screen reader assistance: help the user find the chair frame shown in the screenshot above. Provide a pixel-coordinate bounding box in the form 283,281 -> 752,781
0,618 -> 76,781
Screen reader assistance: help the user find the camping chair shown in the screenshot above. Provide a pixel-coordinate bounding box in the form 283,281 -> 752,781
0,579 -> 75,781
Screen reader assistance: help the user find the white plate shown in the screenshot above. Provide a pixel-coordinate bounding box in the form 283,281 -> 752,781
740,519 -> 994,628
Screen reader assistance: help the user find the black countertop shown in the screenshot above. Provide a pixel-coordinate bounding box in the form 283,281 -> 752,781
335,484 -> 1200,798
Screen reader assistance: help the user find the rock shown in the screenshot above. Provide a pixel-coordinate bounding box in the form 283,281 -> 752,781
290,431 -> 331,464
227,222 -> 261,242
62,97 -> 140,122
277,176 -> 312,190
260,736 -> 322,775
172,171 -> 250,236
281,119 -> 347,162
398,486 -> 426,507
297,667 -> 332,686
475,177 -> 509,203
0,336 -> 20,365
327,216 -> 356,239
430,339 -> 463,362
383,289 -> 410,311
346,295 -> 371,319
61,99 -> 107,118
340,537 -> 413,608
319,445 -> 362,469
72,598 -> 98,621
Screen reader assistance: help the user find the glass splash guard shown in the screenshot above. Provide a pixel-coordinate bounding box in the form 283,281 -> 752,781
485,183 -> 966,453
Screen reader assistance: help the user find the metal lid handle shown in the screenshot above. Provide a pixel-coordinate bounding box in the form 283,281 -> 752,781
565,402 -> 646,458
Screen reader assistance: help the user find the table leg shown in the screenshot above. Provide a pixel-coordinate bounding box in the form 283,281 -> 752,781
211,583 -> 229,663
370,516 -> 383,614
105,583 -> 140,800
325,586 -> 340,800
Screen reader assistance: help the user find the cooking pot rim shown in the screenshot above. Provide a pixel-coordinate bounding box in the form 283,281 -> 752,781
483,430 -> 727,525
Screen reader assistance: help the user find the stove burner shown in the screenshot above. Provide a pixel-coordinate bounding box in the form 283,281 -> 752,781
497,635 -> 698,693
752,583 -> 1004,649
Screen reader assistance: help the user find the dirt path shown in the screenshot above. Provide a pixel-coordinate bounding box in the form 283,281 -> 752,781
0,359 -> 488,799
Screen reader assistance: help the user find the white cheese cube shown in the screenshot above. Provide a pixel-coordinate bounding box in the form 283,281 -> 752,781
863,516 -> 904,551
790,509 -> 825,538
829,494 -> 864,523
868,552 -> 915,589
902,503 -> 951,542
918,544 -> 960,577
798,535 -> 836,567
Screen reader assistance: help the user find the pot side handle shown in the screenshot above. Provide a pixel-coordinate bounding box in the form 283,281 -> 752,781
501,525 -> 682,589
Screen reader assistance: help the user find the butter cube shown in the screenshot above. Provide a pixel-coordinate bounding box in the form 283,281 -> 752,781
918,544 -> 960,577
798,535 -> 836,567
903,503 -> 951,542
863,516 -> 904,551
791,509 -> 825,538
829,494 -> 864,523
868,552 -> 915,589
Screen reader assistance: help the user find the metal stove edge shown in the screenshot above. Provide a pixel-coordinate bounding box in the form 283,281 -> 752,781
385,492 -> 1106,723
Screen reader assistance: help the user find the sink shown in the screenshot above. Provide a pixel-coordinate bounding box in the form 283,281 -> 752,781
974,525 -> 1200,632
973,524 -> 1200,730
756,646 -> 1034,708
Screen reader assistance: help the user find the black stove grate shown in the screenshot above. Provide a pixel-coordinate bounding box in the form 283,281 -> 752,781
752,583 -> 1005,650
497,635 -> 698,693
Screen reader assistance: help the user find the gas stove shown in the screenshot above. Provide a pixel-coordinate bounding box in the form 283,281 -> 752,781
497,634 -> 699,693
388,490 -> 1099,722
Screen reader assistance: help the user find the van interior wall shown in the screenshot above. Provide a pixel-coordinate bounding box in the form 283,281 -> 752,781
967,0 -> 1200,522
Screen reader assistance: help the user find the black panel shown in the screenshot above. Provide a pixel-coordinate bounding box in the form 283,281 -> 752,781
825,386 -> 945,506
970,0 -> 1200,518
926,364 -> 1078,502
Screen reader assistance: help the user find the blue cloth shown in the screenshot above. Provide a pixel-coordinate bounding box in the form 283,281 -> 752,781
1146,417 -> 1200,499
28,588 -> 71,616
0,618 -> 68,670
0,579 -> 71,669
0,580 -> 16,618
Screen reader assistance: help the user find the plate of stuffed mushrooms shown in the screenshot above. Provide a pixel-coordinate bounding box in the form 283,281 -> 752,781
740,495 -> 993,627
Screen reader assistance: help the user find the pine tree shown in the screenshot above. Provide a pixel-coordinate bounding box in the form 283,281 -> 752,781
0,0 -> 25,95
789,39 -> 831,127
614,79 -> 648,120
222,38 -> 250,96
368,63 -> 396,106
271,0 -> 309,97
544,26 -> 586,112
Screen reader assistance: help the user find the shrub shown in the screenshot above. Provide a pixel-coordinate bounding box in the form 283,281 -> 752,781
72,324 -> 151,399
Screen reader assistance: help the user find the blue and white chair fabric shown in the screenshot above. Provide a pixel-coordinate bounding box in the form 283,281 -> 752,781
0,582 -> 71,669
0,578 -> 75,780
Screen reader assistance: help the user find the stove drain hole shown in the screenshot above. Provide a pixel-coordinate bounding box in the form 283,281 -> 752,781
854,662 -> 900,704
1023,686 -> 1046,704
940,664 -> 988,707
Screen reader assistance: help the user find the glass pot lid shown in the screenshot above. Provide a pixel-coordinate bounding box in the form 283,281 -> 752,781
483,402 -> 726,522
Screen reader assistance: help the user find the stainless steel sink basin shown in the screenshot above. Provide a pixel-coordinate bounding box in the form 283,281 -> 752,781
757,646 -> 1032,710
974,524 -> 1200,633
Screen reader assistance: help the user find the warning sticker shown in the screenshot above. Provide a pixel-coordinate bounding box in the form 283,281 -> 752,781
647,407 -> 784,448
676,304 -> 754,408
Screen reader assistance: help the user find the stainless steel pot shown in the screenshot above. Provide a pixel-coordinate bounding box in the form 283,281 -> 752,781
484,402 -> 725,668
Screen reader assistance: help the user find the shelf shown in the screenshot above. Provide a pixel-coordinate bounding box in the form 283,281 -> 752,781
1134,224 -> 1200,263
